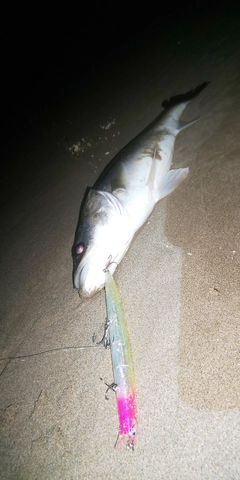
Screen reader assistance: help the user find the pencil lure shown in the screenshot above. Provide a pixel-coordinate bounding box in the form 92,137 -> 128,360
105,271 -> 137,450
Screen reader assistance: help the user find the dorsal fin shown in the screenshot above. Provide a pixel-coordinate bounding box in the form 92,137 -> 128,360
162,82 -> 210,110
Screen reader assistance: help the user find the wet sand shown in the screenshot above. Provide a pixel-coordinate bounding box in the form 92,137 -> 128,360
0,9 -> 240,480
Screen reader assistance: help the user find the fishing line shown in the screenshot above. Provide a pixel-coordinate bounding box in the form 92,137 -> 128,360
0,344 -> 99,361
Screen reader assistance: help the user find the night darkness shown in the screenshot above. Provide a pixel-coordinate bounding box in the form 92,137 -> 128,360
0,2 -> 232,185
2,3 -> 207,148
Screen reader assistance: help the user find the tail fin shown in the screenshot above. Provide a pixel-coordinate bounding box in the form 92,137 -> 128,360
162,82 -> 210,110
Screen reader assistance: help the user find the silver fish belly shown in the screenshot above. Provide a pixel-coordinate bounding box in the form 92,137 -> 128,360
72,82 -> 209,297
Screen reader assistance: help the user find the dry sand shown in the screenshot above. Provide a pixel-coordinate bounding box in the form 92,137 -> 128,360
0,10 -> 240,480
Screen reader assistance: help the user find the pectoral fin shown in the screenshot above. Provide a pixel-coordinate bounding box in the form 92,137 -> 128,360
156,167 -> 189,202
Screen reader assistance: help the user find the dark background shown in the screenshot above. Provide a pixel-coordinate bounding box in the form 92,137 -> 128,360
1,2 -> 217,147
1,0 -> 236,207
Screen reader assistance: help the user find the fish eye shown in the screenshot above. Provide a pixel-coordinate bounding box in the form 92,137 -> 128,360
75,242 -> 84,255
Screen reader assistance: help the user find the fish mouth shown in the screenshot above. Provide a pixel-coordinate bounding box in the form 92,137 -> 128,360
74,235 -> 134,296
73,265 -> 82,292
73,254 -> 104,296
74,255 -> 119,298
75,264 -> 106,298
73,245 -> 97,292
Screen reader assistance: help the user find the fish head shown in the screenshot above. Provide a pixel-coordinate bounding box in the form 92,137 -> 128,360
72,188 -> 132,298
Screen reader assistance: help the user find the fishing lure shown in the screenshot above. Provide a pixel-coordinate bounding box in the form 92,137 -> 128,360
99,270 -> 137,450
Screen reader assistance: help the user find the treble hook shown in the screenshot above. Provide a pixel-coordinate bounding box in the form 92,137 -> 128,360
100,378 -> 118,400
92,318 -> 110,348
103,255 -> 118,273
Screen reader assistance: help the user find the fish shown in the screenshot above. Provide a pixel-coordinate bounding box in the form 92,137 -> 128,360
72,82 -> 209,297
